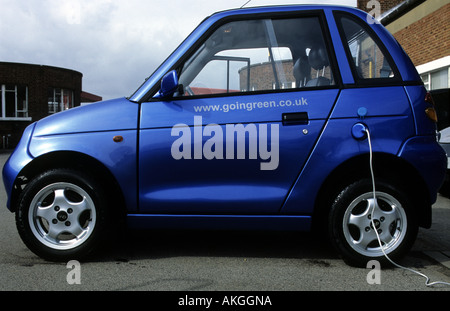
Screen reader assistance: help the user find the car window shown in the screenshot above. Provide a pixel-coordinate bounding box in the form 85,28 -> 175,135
338,15 -> 395,80
178,17 -> 334,97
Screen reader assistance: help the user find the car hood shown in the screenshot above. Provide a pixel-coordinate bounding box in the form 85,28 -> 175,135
32,97 -> 139,137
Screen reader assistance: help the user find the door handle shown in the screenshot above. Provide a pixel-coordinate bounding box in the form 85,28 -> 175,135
282,112 -> 308,125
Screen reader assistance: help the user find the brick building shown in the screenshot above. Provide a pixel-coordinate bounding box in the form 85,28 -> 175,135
358,0 -> 450,91
239,60 -> 296,91
0,62 -> 102,148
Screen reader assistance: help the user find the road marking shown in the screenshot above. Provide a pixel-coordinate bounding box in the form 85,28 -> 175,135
423,251 -> 450,269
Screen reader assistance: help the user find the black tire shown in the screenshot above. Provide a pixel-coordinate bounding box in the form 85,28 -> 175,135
15,169 -> 110,261
328,179 -> 418,267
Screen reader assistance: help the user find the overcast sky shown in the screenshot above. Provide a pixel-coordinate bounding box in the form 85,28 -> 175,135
0,0 -> 356,100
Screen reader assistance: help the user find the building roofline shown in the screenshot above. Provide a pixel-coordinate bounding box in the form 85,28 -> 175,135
0,61 -> 82,77
81,91 -> 102,102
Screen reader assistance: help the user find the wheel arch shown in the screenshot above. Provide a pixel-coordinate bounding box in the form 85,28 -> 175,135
9,151 -> 126,218
313,152 -> 432,233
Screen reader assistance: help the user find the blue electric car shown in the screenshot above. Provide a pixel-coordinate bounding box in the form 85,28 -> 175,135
3,5 -> 446,266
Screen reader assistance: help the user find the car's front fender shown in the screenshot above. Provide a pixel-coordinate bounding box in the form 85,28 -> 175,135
2,123 -> 36,211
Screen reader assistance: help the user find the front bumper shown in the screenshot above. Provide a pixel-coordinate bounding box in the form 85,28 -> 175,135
2,123 -> 35,211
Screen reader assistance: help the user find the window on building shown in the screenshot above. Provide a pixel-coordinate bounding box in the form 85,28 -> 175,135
0,84 -> 30,120
48,88 -> 74,114
420,66 -> 450,91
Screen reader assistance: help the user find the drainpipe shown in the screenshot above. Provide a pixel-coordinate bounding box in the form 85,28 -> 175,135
379,0 -> 426,26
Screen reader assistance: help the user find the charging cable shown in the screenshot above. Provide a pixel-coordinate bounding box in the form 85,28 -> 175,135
365,128 -> 450,288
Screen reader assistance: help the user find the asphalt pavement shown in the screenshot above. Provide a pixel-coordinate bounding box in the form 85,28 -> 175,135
0,151 -> 449,293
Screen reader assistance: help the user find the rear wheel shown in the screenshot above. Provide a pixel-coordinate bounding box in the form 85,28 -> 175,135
16,169 -> 110,261
329,179 -> 418,267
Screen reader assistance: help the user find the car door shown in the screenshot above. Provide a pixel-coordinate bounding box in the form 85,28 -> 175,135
138,14 -> 339,214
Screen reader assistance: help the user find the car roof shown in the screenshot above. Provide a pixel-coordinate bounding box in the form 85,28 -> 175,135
208,4 -> 363,20
214,4 -> 359,13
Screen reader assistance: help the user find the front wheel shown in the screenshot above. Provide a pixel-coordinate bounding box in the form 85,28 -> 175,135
16,169 -> 110,261
329,179 -> 418,267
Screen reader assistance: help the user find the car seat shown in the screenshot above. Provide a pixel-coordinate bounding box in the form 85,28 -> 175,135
306,46 -> 330,87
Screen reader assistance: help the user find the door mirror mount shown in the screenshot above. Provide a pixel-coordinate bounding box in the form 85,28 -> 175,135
154,70 -> 179,99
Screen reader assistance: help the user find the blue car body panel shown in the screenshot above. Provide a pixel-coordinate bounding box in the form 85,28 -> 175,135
2,5 -> 447,234
398,136 -> 448,202
32,98 -> 138,135
282,86 -> 416,214
2,123 -> 35,209
139,89 -> 338,214
3,98 -> 140,212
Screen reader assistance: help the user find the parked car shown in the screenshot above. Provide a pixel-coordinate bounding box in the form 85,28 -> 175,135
3,5 -> 446,266
432,88 -> 450,197
438,127 -> 450,196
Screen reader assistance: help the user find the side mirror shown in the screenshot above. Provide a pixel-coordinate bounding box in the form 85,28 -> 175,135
154,70 -> 179,99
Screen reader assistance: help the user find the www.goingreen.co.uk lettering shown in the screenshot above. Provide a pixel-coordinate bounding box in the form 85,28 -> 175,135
193,97 -> 308,113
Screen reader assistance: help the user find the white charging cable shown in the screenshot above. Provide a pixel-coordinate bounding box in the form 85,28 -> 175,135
365,128 -> 450,288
